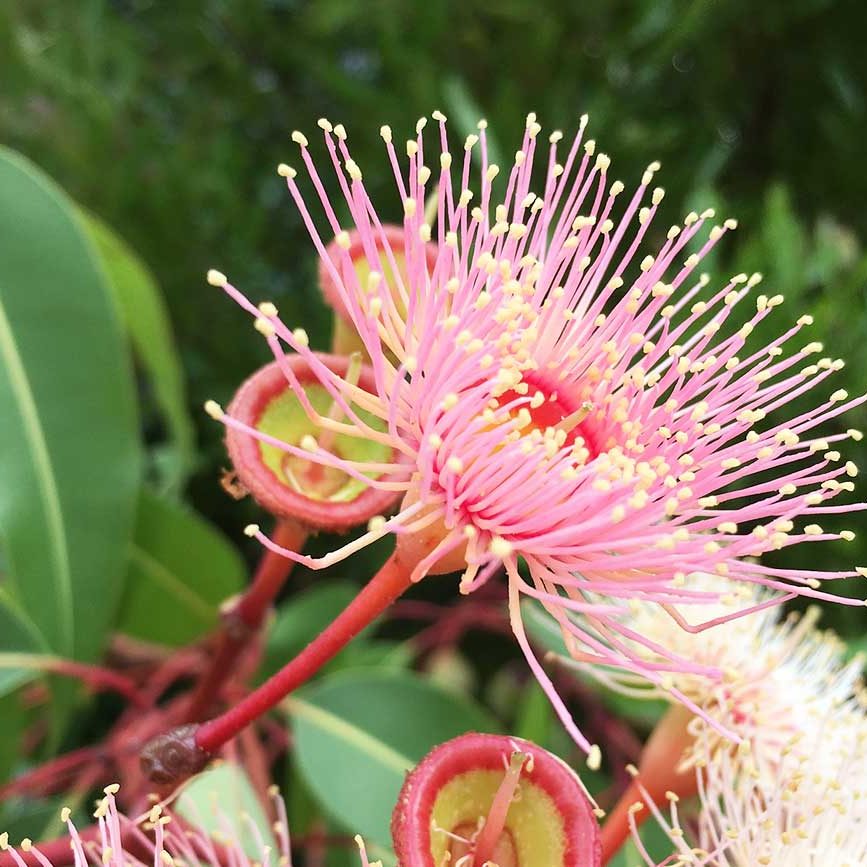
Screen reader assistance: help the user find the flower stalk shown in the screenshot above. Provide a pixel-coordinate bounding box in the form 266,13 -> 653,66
184,517 -> 308,722
141,548 -> 415,783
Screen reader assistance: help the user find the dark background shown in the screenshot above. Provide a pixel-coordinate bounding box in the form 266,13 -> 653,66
3,0 -> 866,636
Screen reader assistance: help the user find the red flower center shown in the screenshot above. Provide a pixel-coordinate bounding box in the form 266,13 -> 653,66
497,372 -> 601,460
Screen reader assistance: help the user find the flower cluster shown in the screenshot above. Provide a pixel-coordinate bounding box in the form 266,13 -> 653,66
0,783 -> 377,867
633,712 -> 867,866
559,573 -> 865,767
207,111 -> 864,757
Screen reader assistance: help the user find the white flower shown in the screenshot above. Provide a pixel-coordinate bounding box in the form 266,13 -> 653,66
635,711 -> 867,866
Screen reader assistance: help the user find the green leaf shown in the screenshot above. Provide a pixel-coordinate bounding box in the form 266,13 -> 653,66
78,210 -> 194,494
176,763 -> 276,859
521,601 -> 667,729
0,146 -> 141,669
0,589 -> 49,698
0,693 -> 29,784
762,183 -> 808,297
288,670 -> 499,848
265,581 -> 360,674
514,679 -> 555,745
118,488 -> 246,646
264,582 -> 412,679
442,76 -> 503,169
608,810 -> 677,866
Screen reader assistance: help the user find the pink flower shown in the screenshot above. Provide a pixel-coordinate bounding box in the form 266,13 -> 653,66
630,710 -> 867,866
206,112 -> 865,759
0,782 -> 376,867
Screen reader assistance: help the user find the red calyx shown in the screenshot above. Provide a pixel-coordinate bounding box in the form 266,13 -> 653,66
225,352 -> 401,532
318,224 -> 439,325
391,732 -> 601,867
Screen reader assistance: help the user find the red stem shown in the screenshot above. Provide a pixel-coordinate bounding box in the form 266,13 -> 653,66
184,518 -> 307,722
0,745 -> 107,800
42,659 -> 144,706
195,549 -> 413,753
234,518 -> 308,628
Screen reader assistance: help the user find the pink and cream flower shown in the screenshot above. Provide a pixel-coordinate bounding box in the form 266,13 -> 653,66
205,112 -> 865,758
631,710 -> 867,866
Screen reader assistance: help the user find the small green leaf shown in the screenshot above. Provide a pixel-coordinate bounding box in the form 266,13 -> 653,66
0,147 -> 141,674
78,210 -> 194,494
118,489 -> 245,646
176,763 -> 275,858
288,670 -> 499,848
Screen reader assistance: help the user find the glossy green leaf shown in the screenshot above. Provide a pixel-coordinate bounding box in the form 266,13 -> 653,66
176,764 -> 275,858
288,670 -> 499,848
78,210 -> 194,494
118,488 -> 246,646
0,147 -> 141,669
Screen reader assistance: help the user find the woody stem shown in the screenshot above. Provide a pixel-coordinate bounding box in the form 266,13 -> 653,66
141,549 -> 414,783
184,518 -> 308,723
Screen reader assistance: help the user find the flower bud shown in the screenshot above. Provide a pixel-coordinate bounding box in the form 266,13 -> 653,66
392,733 -> 601,866
319,225 -> 439,353
225,353 -> 401,532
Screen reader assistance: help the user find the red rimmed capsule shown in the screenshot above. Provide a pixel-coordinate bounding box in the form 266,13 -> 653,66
319,224 -> 439,350
225,352 -> 401,532
392,733 -> 601,867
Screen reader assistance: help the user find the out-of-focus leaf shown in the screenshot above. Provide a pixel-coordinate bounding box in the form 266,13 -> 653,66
335,640 -> 413,672
0,796 -> 84,846
78,210 -> 194,494
442,76 -> 503,169
118,488 -> 246,646
0,590 -> 47,698
514,679 -> 554,745
522,600 -> 667,728
762,183 -> 808,297
424,646 -> 476,697
807,216 -> 859,286
264,581 -> 411,679
265,581 -> 359,673
288,670 -> 498,848
0,693 -> 29,785
608,810 -> 678,866
0,147 -> 141,678
176,763 -> 275,858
